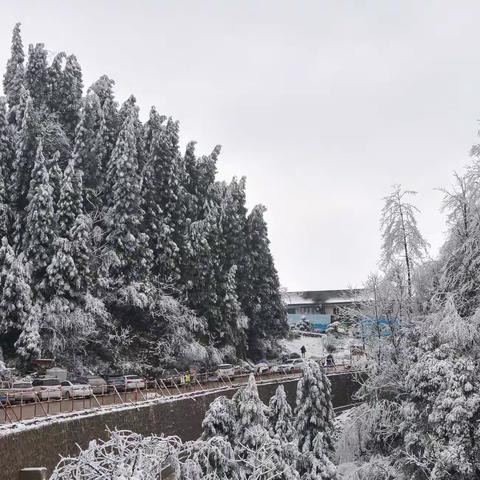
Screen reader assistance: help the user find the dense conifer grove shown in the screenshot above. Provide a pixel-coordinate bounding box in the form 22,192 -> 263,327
0,24 -> 288,374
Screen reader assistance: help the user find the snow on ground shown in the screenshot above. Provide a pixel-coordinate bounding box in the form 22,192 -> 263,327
281,333 -> 363,366
280,335 -> 325,358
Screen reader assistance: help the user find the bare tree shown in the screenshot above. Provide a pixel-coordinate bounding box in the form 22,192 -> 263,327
380,185 -> 429,299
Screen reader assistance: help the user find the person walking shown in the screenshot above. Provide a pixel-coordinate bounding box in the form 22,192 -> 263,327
301,345 -> 306,358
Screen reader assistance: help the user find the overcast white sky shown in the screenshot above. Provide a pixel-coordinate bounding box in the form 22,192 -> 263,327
1,1 -> 479,291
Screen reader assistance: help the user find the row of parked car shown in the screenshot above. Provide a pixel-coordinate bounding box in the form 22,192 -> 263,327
0,357 -> 308,405
0,374 -> 146,404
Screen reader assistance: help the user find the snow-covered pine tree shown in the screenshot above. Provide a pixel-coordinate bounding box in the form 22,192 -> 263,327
201,396 -> 236,443
183,207 -> 222,342
221,177 -> 248,269
0,252 -> 32,333
46,237 -> 80,298
118,95 -> 146,172
57,157 -> 83,237
268,384 -> 295,442
142,108 -> 181,283
71,91 -> 106,213
0,236 -> 14,295
3,23 -> 25,109
12,89 -> 37,217
46,52 -> 66,113
267,384 -> 301,477
47,151 -> 62,206
14,303 -> 41,362
437,168 -> 480,315
300,433 -> 337,480
233,373 -> 270,451
69,214 -> 93,292
0,171 -> 10,242
219,264 -> 247,351
182,141 -> 200,221
190,436 -> 240,480
0,99 -> 13,239
242,205 -> 288,355
25,43 -> 48,108
57,54 -> 83,139
294,361 -> 335,462
23,142 -> 56,280
399,298 -> 480,478
88,75 -> 119,168
104,100 -> 151,283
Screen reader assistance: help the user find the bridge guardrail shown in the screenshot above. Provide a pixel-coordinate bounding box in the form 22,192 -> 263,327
0,363 -> 357,424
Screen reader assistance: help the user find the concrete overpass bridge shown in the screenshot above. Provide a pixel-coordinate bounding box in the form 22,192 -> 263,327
0,371 -> 363,480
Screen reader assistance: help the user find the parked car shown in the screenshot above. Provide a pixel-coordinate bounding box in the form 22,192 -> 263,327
32,377 -> 62,400
106,375 -> 128,392
276,358 -> 304,373
254,361 -> 270,375
76,376 -> 108,395
60,381 -> 93,399
157,371 -> 182,388
124,375 -> 145,390
107,375 -> 145,392
215,364 -> 235,379
10,380 -> 35,403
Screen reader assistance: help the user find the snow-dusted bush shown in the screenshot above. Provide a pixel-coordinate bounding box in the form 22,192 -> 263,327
202,396 -> 236,442
295,361 -> 335,459
268,384 -> 295,442
233,374 -> 270,451
50,429 -> 183,480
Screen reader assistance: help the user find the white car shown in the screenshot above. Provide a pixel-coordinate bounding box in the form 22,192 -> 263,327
216,364 -> 235,379
61,381 -> 93,399
32,378 -> 62,400
10,380 -> 35,403
277,358 -> 304,373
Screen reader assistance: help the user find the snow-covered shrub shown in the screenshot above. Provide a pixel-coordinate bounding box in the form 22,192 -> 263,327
397,299 -> 480,479
295,360 -> 335,458
301,433 -> 337,480
353,456 -> 402,480
268,384 -> 295,442
202,396 -> 236,442
233,374 -> 270,451
50,430 -> 183,480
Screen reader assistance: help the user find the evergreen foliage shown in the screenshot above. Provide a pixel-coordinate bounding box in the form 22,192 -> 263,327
23,142 -> 56,279
3,23 -> 24,109
268,384 -> 295,442
201,396 -> 236,443
294,361 -> 335,461
0,253 -> 32,333
0,24 -> 287,371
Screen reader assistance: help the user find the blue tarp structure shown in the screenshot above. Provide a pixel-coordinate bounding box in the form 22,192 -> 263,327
287,313 -> 332,332
358,317 -> 396,337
